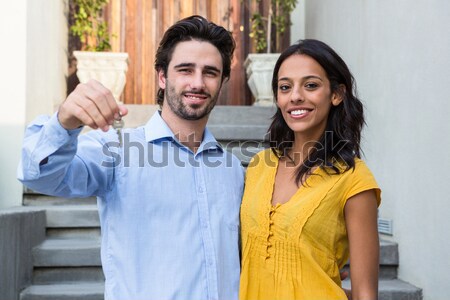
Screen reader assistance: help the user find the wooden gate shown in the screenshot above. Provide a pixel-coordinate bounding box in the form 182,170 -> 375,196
105,0 -> 252,105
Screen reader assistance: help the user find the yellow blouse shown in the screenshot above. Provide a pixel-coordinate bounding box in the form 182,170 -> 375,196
239,150 -> 381,300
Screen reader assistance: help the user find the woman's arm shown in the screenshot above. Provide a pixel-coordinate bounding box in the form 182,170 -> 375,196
344,189 -> 379,300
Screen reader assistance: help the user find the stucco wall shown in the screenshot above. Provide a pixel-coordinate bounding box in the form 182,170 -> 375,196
301,1 -> 450,299
0,0 -> 67,208
0,0 -> 27,209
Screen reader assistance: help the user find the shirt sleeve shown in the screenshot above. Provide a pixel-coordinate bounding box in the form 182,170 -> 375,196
17,113 -> 117,198
341,159 -> 381,209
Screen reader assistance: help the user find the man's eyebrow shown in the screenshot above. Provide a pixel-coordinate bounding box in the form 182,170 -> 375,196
204,65 -> 221,73
174,63 -> 195,68
173,63 -> 221,74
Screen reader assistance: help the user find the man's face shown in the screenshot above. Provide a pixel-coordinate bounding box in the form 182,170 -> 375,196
158,40 -> 223,120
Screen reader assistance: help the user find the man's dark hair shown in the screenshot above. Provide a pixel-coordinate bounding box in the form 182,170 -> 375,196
154,15 -> 235,105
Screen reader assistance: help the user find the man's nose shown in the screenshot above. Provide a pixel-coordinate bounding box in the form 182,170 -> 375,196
190,71 -> 205,90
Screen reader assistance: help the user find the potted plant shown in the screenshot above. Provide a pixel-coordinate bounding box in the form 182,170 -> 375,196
71,0 -> 129,102
244,0 -> 298,106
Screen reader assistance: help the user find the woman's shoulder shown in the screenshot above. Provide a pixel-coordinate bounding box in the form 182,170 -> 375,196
348,158 -> 376,179
330,157 -> 373,177
247,148 -> 277,168
336,158 -> 381,206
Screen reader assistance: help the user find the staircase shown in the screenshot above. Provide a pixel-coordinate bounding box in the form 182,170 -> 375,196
19,106 -> 422,300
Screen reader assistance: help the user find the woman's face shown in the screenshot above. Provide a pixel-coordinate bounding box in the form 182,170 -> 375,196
276,54 -> 342,142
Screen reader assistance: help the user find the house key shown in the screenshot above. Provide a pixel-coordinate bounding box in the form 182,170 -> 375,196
113,112 -> 124,147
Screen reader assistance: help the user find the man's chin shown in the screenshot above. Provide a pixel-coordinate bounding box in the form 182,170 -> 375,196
177,107 -> 209,121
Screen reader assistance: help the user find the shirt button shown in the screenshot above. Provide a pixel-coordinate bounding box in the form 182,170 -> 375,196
199,186 -> 204,193
208,259 -> 213,266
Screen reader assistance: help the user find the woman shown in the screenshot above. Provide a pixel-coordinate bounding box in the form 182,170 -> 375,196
239,39 -> 381,300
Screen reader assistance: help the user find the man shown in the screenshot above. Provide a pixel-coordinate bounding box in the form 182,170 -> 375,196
18,16 -> 243,300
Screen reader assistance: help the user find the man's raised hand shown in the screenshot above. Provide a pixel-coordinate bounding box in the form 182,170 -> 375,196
58,79 -> 128,131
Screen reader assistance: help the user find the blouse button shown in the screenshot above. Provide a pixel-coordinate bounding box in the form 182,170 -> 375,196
268,231 -> 273,236
269,220 -> 274,225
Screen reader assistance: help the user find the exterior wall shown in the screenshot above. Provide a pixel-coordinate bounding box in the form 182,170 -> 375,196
302,1 -> 450,299
26,0 -> 68,122
0,0 -> 28,209
290,0 -> 306,42
0,1 -> 67,208
0,208 -> 46,299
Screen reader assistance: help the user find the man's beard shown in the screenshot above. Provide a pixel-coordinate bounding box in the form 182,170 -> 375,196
165,81 -> 220,120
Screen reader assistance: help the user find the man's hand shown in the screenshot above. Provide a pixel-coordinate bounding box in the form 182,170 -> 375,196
58,79 -> 128,131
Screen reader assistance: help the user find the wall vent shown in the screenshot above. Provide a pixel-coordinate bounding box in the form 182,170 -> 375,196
378,218 -> 393,235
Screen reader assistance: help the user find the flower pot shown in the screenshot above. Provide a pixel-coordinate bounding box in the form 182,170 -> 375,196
244,53 -> 280,106
73,51 -> 129,102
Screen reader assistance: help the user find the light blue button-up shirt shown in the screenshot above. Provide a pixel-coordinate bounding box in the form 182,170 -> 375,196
18,112 -> 244,300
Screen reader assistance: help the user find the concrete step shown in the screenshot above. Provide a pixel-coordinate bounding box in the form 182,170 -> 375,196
20,282 -> 104,300
343,240 -> 399,279
45,205 -> 99,228
32,238 -> 101,267
33,267 -> 104,284
380,240 -> 399,265
21,279 -> 421,300
46,227 -> 101,239
124,105 -> 276,141
24,194 -> 96,206
31,238 -> 396,273
342,279 -> 423,300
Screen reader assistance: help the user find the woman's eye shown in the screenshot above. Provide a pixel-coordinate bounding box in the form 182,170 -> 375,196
279,85 -> 290,91
305,82 -> 318,89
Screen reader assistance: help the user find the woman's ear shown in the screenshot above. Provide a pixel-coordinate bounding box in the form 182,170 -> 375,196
331,84 -> 346,106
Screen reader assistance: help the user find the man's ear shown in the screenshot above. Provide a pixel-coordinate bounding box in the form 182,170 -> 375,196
331,84 -> 346,106
158,70 -> 166,89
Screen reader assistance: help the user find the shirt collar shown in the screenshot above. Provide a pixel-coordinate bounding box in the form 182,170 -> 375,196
144,111 -> 223,153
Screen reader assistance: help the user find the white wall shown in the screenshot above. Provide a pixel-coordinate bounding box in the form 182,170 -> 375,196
26,0 -> 68,122
302,1 -> 450,299
0,0 -> 27,208
290,0 -> 306,42
0,1 -> 67,208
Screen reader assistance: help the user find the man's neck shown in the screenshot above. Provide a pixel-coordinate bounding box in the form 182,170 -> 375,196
160,107 -> 208,153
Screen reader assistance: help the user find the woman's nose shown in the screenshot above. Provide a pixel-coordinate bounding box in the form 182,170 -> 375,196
290,86 -> 304,103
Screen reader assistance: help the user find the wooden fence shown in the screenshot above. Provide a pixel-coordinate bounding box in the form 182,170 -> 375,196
104,0 -> 253,105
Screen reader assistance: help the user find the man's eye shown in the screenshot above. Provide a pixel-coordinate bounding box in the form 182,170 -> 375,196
205,71 -> 218,77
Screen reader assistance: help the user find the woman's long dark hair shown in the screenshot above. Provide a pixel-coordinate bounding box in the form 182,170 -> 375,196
269,39 -> 364,186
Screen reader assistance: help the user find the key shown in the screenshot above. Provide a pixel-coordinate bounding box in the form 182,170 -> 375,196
113,112 -> 124,147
